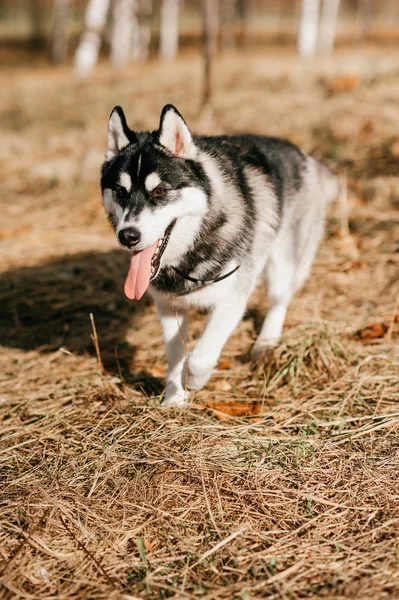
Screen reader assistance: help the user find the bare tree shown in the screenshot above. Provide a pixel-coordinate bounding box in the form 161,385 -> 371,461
298,0 -> 320,58
49,0 -> 72,64
132,0 -> 153,60
202,0 -> 218,107
30,0 -> 44,49
318,0 -> 341,55
355,0 -> 373,43
221,0 -> 238,49
74,0 -> 111,78
110,0 -> 138,67
159,0 -> 180,60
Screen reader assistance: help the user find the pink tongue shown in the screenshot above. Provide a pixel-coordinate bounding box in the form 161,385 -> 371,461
124,242 -> 157,300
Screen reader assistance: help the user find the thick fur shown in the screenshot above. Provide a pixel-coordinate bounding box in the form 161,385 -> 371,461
101,104 -> 338,406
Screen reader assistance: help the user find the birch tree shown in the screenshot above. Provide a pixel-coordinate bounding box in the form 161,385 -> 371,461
355,0 -> 373,44
298,0 -> 320,58
110,0 -> 138,67
132,0 -> 153,60
221,0 -> 238,49
74,0 -> 110,78
202,0 -> 218,107
49,0 -> 72,64
160,0 -> 180,60
318,0 -> 341,55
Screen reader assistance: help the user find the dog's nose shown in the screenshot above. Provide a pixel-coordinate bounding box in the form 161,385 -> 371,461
118,227 -> 141,248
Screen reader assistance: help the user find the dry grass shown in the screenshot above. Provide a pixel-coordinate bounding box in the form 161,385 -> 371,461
0,46 -> 399,599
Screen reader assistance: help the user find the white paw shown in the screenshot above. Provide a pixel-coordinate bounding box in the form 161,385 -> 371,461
251,339 -> 278,361
187,358 -> 214,390
161,390 -> 189,407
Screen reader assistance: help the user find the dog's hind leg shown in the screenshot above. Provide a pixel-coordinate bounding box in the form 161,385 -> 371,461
251,248 -> 296,359
187,293 -> 249,390
155,300 -> 189,407
252,207 -> 324,360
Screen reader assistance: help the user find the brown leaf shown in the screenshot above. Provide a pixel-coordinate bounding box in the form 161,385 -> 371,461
356,322 -> 388,343
390,140 -> 399,159
144,538 -> 154,552
213,380 -> 232,392
0,225 -> 31,240
205,400 -> 263,420
217,360 -> 232,370
328,75 -> 360,94
149,367 -> 165,378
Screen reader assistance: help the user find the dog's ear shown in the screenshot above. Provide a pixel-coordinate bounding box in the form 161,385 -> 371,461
159,105 -> 196,159
106,106 -> 131,160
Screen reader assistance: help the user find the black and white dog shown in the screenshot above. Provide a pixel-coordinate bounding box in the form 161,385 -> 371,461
101,105 -> 338,406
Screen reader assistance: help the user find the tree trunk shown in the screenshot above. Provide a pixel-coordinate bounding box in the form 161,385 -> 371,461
355,0 -> 373,44
30,0 -> 44,50
318,0 -> 341,55
298,0 -> 320,58
202,0 -> 218,108
74,0 -> 110,78
49,0 -> 72,64
159,0 -> 180,60
221,0 -> 237,49
132,0 -> 153,60
111,0 -> 138,67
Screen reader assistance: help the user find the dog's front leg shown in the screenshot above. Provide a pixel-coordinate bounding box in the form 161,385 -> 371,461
155,300 -> 189,407
187,294 -> 248,390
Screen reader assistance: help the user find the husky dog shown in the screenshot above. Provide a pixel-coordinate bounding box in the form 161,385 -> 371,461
101,104 -> 338,406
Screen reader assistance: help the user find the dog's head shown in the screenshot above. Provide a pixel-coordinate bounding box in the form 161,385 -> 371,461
101,105 -> 209,300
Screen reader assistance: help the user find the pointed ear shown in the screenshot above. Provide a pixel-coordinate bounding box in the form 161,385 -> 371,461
159,105 -> 196,159
106,106 -> 131,160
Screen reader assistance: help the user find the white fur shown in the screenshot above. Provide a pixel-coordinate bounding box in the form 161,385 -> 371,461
155,300 -> 189,407
121,187 -> 208,253
119,172 -> 132,192
159,109 -> 197,159
145,172 -> 161,192
103,188 -> 124,221
107,111 -> 129,160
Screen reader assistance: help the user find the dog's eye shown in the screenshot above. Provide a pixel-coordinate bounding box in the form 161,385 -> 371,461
153,185 -> 168,197
115,186 -> 128,200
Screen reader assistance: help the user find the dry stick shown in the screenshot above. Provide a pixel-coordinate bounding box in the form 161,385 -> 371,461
199,446 -> 222,536
339,173 -> 349,236
386,290 -> 399,343
201,0 -> 218,108
191,526 -> 247,568
177,309 -> 189,400
90,312 -> 104,375
0,509 -> 51,576
59,515 -> 117,588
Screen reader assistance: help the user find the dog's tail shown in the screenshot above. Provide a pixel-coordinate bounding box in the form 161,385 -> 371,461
316,161 -> 339,205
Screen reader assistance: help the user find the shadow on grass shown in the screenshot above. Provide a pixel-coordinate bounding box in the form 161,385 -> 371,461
0,250 -> 164,394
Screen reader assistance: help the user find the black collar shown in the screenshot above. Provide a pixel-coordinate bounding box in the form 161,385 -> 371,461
171,264 -> 240,285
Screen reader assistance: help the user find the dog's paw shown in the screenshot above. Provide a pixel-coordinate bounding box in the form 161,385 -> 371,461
250,340 -> 277,363
161,390 -> 189,408
187,360 -> 214,390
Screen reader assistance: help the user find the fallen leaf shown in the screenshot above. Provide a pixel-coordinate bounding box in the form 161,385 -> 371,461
356,322 -> 388,343
390,140 -> 399,159
217,360 -> 232,370
149,367 -> 165,378
0,225 -> 32,240
144,538 -> 154,552
205,400 -> 263,420
213,380 -> 232,392
327,75 -> 360,94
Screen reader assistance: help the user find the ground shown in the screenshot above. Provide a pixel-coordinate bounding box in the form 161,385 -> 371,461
0,46 -> 398,599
